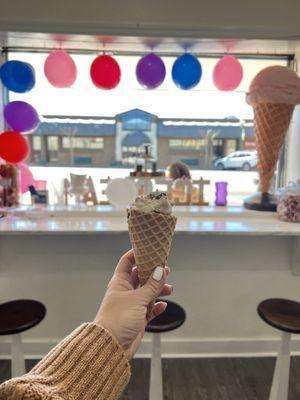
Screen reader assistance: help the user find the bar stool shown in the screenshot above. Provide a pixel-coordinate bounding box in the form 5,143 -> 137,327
257,298 -> 300,400
146,299 -> 186,400
0,300 -> 46,377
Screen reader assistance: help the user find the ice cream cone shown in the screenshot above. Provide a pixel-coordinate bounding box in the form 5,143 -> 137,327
128,208 -> 177,284
127,208 -> 177,313
253,102 -> 294,193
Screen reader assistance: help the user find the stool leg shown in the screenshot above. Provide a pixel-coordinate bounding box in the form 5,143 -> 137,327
149,333 -> 163,400
269,332 -> 291,400
11,334 -> 26,378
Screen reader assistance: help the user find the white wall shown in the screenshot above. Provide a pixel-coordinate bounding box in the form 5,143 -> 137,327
0,233 -> 300,358
0,0 -> 299,39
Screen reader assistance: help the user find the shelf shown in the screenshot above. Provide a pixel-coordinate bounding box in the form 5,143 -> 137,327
0,205 -> 299,236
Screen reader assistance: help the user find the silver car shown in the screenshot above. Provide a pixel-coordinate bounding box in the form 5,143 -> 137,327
215,151 -> 257,171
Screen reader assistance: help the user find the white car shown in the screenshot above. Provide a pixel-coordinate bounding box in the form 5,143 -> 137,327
215,151 -> 257,171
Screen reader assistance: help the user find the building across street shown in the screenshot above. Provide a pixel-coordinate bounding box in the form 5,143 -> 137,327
29,108 -> 255,169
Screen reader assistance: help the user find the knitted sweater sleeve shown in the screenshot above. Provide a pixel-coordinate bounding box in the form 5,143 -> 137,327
0,323 -> 131,400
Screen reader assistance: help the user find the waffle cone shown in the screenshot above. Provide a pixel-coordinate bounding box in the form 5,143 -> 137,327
253,102 -> 294,193
127,208 -> 177,313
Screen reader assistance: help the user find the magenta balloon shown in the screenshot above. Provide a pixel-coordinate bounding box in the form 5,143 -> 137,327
44,50 -> 77,88
4,101 -> 40,133
18,162 -> 34,193
136,53 -> 166,89
213,55 -> 243,91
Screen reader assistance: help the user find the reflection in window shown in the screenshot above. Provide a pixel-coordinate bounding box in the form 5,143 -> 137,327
169,139 -> 206,150
62,137 -> 104,149
33,136 -> 42,150
213,139 -> 224,158
47,136 -> 59,151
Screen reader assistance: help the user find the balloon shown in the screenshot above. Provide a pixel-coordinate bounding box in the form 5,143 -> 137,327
136,53 -> 166,89
106,178 -> 137,209
172,53 -> 202,90
44,50 -> 77,88
213,55 -> 243,91
0,131 -> 29,163
4,101 -> 40,133
18,162 -> 34,193
0,60 -> 35,93
90,55 -> 121,89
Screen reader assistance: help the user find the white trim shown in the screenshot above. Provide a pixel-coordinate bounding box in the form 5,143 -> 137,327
2,336 -> 300,360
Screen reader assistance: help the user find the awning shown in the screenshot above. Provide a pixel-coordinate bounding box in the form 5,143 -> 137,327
122,132 -> 151,147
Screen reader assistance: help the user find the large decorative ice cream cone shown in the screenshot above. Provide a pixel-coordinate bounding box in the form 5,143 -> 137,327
127,192 -> 177,313
245,66 -> 300,210
253,102 -> 294,193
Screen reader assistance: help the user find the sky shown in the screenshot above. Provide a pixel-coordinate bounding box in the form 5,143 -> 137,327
9,53 -> 287,120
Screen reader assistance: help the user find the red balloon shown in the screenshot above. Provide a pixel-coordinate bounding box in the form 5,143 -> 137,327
0,131 -> 29,163
90,55 -> 121,89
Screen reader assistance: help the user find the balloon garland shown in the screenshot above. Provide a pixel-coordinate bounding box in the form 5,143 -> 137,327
213,55 -> 243,91
0,60 -> 37,188
4,101 -> 40,133
0,51 -> 245,184
136,53 -> 166,89
18,162 -> 35,193
172,53 -> 202,90
0,131 -> 29,163
0,60 -> 35,93
44,50 -> 77,88
90,55 -> 121,90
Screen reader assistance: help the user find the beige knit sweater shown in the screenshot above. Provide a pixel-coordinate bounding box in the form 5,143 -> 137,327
0,323 -> 131,399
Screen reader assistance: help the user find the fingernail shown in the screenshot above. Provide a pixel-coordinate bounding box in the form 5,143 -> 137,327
153,267 -> 164,281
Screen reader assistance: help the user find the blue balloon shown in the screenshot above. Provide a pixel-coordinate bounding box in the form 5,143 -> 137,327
172,53 -> 202,90
0,60 -> 35,93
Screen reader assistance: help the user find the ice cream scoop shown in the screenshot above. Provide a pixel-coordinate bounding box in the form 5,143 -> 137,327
131,191 -> 172,215
246,66 -> 300,105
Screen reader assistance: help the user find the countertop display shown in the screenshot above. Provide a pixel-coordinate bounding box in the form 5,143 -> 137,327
0,205 -> 299,236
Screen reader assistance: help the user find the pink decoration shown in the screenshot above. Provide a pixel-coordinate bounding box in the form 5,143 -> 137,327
44,50 -> 77,88
277,194 -> 300,222
18,163 -> 34,193
213,55 -> 243,91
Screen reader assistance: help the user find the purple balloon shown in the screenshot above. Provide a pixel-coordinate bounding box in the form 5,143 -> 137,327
4,101 -> 40,133
136,53 -> 166,89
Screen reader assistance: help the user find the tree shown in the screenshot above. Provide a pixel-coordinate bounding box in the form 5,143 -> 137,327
204,129 -> 220,168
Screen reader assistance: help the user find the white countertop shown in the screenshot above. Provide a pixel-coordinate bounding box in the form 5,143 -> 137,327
0,205 -> 299,236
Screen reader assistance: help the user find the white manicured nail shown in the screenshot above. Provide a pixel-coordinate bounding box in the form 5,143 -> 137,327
153,267 -> 164,281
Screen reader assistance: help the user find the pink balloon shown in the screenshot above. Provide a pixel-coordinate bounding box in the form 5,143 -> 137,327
18,162 -> 34,193
213,55 -> 243,91
44,50 -> 77,88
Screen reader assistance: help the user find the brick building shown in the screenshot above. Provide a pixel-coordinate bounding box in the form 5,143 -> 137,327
28,109 -> 254,169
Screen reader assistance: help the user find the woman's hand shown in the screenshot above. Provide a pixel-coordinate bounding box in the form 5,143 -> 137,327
94,250 -> 173,360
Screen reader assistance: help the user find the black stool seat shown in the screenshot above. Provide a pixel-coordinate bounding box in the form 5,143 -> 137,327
258,298 -> 300,334
0,300 -> 46,335
146,299 -> 186,333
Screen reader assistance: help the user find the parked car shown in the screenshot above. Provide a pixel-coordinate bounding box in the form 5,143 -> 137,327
214,151 -> 257,171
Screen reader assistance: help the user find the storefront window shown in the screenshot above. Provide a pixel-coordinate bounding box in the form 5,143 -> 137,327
33,136 -> 42,150
47,136 -> 59,151
169,139 -> 206,150
6,51 -> 290,203
62,137 -> 104,150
